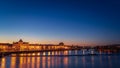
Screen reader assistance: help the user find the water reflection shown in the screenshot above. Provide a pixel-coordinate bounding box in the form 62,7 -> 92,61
82,56 -> 86,68
91,56 -> 94,68
108,56 -> 112,68
10,57 -> 16,68
1,58 -> 6,68
0,50 -> 120,68
27,57 -> 30,68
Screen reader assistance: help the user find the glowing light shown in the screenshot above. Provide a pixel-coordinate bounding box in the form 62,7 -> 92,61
43,52 -> 46,55
82,49 -> 85,55
91,50 -> 94,54
48,52 -> 50,55
32,53 -> 35,56
52,52 -> 54,55
64,51 -> 68,55
64,47 -> 69,49
37,53 -> 40,55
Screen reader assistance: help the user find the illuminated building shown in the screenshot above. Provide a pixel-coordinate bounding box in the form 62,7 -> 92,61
0,39 -> 69,51
13,39 -> 29,50
0,43 -> 12,51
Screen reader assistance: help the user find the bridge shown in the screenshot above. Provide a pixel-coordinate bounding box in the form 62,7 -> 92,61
0,48 -> 97,57
1,48 -> 119,58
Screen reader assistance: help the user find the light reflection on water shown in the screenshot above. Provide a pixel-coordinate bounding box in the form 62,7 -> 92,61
0,50 -> 120,68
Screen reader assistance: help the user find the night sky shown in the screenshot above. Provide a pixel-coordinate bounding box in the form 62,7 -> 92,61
0,0 -> 120,45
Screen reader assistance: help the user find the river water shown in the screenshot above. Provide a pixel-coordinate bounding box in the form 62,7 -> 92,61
0,50 -> 120,68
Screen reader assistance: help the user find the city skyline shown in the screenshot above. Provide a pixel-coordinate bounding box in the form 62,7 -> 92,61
0,0 -> 120,45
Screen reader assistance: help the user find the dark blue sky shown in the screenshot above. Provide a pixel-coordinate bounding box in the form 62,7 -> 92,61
0,0 -> 120,45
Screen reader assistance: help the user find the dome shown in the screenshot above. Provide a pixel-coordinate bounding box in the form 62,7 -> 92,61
19,39 -> 23,42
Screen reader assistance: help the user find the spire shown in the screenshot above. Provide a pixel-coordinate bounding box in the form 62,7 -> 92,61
19,39 -> 23,42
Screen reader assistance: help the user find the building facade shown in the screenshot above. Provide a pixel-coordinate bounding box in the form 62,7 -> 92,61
0,39 -> 69,51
